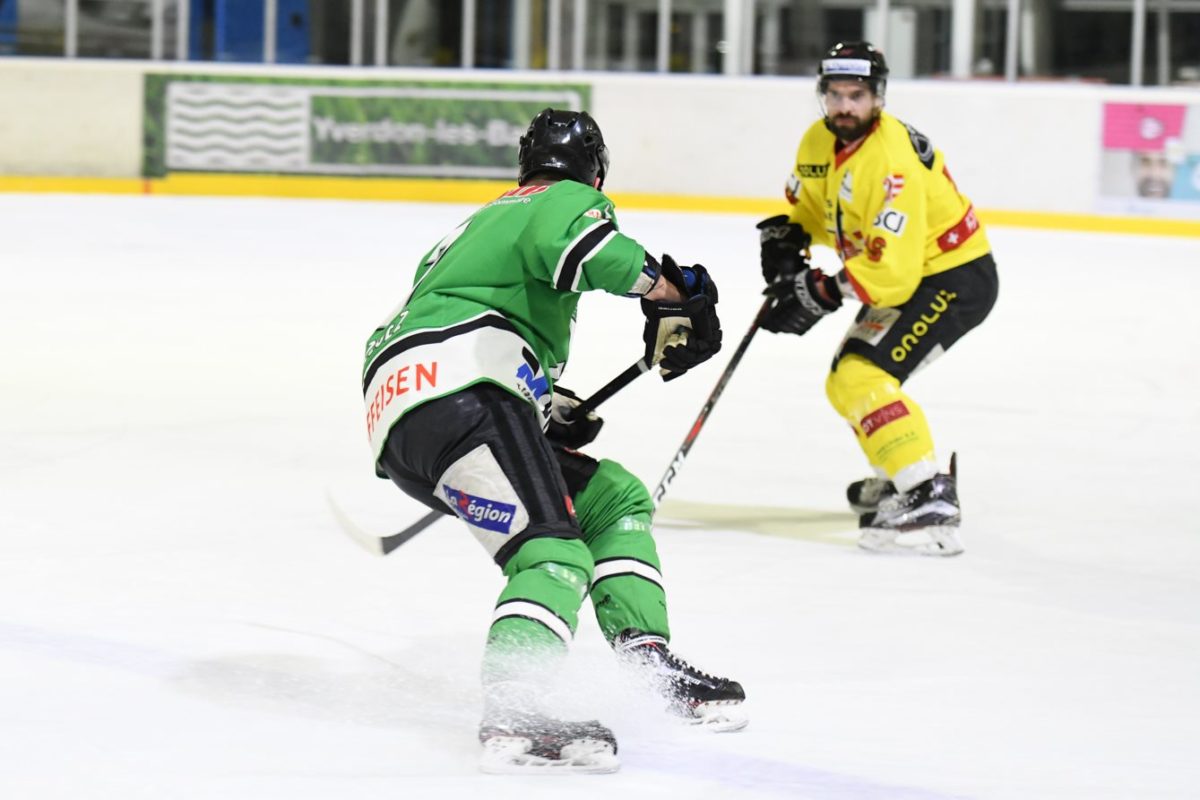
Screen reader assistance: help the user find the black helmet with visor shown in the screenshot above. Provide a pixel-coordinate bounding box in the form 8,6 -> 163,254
817,41 -> 889,99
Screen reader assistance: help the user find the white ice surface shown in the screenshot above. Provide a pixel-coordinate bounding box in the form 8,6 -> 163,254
1,193 -> 1198,799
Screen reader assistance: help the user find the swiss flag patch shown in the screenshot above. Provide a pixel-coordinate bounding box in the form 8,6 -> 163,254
883,174 -> 905,202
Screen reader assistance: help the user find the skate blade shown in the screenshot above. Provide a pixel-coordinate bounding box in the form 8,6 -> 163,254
479,736 -> 619,775
858,525 -> 964,557
687,701 -> 749,733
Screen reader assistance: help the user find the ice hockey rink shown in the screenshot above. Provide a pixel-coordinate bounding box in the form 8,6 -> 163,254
2,192 -> 1197,799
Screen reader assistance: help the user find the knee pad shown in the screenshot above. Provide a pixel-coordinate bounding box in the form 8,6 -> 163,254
490,536 -> 594,645
573,459 -> 654,540
826,355 -> 902,422
505,536 -> 594,590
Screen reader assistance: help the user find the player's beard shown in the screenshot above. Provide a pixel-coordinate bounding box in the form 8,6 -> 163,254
824,112 -> 876,144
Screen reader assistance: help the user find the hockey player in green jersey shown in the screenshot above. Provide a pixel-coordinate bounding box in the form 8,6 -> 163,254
361,108 -> 743,774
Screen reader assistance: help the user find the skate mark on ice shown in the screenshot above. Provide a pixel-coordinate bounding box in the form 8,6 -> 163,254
171,628 -> 480,737
655,498 -> 859,547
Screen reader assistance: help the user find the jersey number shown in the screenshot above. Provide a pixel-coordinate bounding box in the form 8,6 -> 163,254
394,217 -> 474,325
424,217 -> 472,271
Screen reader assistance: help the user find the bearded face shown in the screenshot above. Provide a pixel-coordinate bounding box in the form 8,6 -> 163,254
820,80 -> 883,143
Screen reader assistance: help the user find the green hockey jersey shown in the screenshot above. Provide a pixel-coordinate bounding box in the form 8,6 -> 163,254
362,180 -> 647,459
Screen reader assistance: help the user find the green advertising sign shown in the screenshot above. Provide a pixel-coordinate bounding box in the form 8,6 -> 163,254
143,75 -> 590,179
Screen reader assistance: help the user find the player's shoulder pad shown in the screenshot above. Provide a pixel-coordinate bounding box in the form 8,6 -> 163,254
559,181 -> 618,224
878,113 -> 938,171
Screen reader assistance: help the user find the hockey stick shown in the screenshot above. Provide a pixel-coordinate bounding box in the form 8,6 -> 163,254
562,357 -> 650,421
651,297 -> 772,508
333,357 -> 652,556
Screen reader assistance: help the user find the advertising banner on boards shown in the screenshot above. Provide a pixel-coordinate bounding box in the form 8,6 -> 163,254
143,74 -> 590,179
1099,102 -> 1200,218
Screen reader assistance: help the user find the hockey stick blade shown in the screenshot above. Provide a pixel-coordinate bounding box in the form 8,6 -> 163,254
326,489 -> 444,556
652,298 -> 772,508
375,509 -> 445,555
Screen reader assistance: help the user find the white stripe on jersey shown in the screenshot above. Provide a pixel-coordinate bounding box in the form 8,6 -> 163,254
591,558 -> 664,588
570,229 -> 618,292
552,219 -> 609,291
492,599 -> 573,642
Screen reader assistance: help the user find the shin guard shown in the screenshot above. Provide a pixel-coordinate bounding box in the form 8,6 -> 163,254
483,537 -> 593,686
826,355 -> 937,490
571,459 -> 670,643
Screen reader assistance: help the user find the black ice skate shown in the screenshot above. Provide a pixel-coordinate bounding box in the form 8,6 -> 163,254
478,710 -> 619,774
615,630 -> 747,732
858,465 -> 962,557
846,476 -> 897,514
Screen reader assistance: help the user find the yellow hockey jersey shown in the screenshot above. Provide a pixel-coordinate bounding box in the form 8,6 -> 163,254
784,111 -> 990,308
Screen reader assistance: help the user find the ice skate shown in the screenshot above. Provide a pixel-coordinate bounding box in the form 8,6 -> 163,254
615,630 -> 747,732
478,710 -> 619,774
857,470 -> 962,557
846,476 -> 896,514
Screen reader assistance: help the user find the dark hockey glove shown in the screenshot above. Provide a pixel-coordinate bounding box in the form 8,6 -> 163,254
641,256 -> 723,381
756,215 -> 812,284
760,267 -> 842,336
546,386 -> 604,450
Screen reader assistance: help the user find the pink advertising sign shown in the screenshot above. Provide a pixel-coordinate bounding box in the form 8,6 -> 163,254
1099,101 -> 1200,215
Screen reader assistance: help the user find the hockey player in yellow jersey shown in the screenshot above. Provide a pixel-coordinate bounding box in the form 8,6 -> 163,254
757,41 -> 999,556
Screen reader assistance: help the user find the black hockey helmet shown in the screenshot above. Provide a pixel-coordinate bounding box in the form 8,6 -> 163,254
517,108 -> 610,190
818,41 -> 889,98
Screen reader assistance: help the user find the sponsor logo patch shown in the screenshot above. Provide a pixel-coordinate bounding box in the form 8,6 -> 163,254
866,235 -> 886,262
498,185 -> 549,199
822,58 -> 873,77
874,208 -> 908,235
365,360 -> 438,439
846,307 -> 900,345
836,229 -> 862,262
785,174 -> 800,205
516,362 -> 549,400
860,400 -> 910,437
890,289 -> 957,363
797,163 -> 828,178
489,184 -> 551,207
444,487 -> 517,533
839,171 -> 854,203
